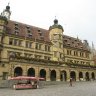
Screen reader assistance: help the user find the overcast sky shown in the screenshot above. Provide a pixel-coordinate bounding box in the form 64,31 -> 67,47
0,0 -> 96,48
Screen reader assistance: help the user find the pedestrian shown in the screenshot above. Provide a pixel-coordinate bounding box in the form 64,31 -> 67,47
70,78 -> 72,86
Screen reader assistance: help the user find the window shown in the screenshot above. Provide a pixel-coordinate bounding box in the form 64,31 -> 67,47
67,50 -> 69,55
35,43 -> 38,49
26,41 -> 32,48
80,52 -> 84,57
74,51 -> 78,56
85,53 -> 89,58
9,38 -> 13,45
14,39 -> 18,46
67,50 -> 72,55
48,46 -> 50,51
15,31 -> 19,35
14,23 -> 19,35
45,45 -> 50,51
18,40 -> 22,46
45,45 -> 47,51
60,53 -> 62,59
29,42 -> 32,48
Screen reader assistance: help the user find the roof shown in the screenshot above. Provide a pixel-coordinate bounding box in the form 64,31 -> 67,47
63,35 -> 90,51
6,20 -> 90,51
6,20 -> 50,43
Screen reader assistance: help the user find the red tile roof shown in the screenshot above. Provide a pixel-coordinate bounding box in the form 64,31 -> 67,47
6,20 -> 90,51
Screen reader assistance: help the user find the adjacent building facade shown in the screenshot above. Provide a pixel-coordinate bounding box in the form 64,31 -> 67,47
0,4 -> 96,81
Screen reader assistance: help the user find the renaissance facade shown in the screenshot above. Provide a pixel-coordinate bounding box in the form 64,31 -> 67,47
0,4 -> 96,81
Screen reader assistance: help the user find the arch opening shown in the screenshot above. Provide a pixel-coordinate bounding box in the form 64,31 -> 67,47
85,72 -> 90,81
50,70 -> 56,81
91,72 -> 95,80
70,71 -> 76,81
40,69 -> 46,80
60,70 -> 67,81
79,72 -> 83,81
14,67 -> 23,77
27,68 -> 35,77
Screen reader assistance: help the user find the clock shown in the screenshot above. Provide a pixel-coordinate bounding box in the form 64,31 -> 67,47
4,11 -> 10,18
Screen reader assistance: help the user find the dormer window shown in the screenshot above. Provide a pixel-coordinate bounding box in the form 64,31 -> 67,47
38,29 -> 43,36
15,23 -> 18,26
65,40 -> 67,42
28,33 -> 32,38
67,43 -> 70,46
72,42 -> 74,44
14,31 -> 19,35
75,39 -> 77,42
26,26 -> 30,29
38,29 -> 42,33
14,23 -> 19,35
38,29 -> 40,32
15,27 -> 18,30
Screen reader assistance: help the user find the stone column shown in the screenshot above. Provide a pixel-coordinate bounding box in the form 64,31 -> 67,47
66,70 -> 70,82
56,69 -> 60,81
83,72 -> 86,81
89,72 -> 92,81
23,65 -> 27,76
76,71 -> 79,81
35,67 -> 39,77
46,68 -> 50,81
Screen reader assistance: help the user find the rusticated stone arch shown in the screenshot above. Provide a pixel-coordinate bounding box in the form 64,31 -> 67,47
60,70 -> 67,81
50,70 -> 56,81
79,72 -> 83,81
39,69 -> 46,80
27,68 -> 35,77
91,72 -> 95,80
85,72 -> 90,81
14,67 -> 23,77
70,71 -> 76,81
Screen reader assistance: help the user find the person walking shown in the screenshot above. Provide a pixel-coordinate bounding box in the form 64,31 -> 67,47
70,78 -> 72,86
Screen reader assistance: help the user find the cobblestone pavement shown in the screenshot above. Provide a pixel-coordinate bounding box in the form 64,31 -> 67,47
0,81 -> 96,96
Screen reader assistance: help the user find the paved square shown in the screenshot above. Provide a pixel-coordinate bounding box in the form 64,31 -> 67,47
0,81 -> 96,96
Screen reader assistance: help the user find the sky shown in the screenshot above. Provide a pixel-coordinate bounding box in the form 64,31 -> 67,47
0,0 -> 96,48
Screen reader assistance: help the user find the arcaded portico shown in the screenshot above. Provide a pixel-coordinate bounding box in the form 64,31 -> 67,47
9,60 -> 96,82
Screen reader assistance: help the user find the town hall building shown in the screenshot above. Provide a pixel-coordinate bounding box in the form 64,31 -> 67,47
0,4 -> 96,81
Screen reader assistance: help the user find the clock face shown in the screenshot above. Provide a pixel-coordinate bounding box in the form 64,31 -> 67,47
4,11 -> 9,17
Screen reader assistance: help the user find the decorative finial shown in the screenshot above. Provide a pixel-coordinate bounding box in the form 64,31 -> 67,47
55,16 -> 56,19
6,2 -> 10,10
54,16 -> 58,25
8,2 -> 10,6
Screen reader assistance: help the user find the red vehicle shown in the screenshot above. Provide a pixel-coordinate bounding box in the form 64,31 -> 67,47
9,76 -> 44,90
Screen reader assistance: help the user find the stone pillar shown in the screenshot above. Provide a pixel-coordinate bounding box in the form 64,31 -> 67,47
76,71 -> 79,81
66,70 -> 70,82
35,67 -> 39,77
23,65 -> 27,76
56,69 -> 60,81
89,72 -> 92,81
46,68 -> 50,81
83,72 -> 86,81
